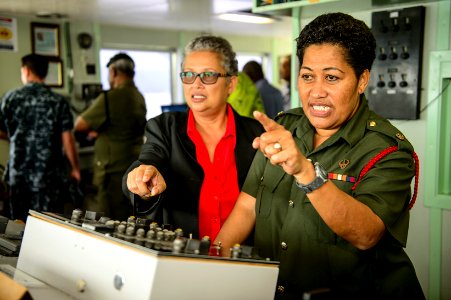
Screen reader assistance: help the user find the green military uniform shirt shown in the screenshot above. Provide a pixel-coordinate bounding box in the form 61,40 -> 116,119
81,80 -> 147,182
243,96 -> 423,299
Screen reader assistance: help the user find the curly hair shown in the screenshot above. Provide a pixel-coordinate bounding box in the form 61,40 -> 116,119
183,35 -> 238,75
296,13 -> 376,78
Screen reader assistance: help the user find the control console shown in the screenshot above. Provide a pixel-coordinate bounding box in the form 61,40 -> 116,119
16,210 -> 279,300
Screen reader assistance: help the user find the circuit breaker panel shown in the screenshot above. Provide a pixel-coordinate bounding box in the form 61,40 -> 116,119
367,6 -> 425,120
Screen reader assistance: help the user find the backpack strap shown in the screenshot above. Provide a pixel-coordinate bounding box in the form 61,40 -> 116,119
104,90 -> 110,125
351,146 -> 419,210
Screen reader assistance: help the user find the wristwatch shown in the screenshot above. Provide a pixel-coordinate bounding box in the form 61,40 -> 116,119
295,159 -> 328,193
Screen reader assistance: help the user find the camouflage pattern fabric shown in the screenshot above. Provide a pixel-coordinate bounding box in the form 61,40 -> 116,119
0,82 -> 73,218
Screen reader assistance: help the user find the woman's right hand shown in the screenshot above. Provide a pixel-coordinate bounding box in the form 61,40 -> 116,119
126,165 -> 167,199
252,111 -> 310,178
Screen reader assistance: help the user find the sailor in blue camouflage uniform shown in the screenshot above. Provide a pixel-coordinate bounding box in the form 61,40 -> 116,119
215,13 -> 424,299
0,54 -> 80,221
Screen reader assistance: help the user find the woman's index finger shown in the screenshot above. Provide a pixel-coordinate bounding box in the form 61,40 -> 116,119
253,110 -> 281,132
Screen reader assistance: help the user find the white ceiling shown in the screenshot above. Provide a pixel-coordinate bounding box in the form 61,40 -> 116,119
0,0 -> 293,37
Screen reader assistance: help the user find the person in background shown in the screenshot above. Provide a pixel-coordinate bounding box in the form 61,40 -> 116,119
75,53 -> 146,221
123,35 -> 264,243
279,54 -> 291,111
227,72 -> 265,118
0,54 -> 80,221
215,13 -> 424,299
243,60 -> 284,119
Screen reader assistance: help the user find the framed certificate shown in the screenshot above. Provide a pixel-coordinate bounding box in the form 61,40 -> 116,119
46,58 -> 63,88
31,22 -> 61,57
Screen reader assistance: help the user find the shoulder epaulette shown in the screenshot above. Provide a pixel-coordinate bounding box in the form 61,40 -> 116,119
366,118 -> 412,152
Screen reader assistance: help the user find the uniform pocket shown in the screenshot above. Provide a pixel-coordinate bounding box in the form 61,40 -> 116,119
256,184 -> 272,217
255,164 -> 286,218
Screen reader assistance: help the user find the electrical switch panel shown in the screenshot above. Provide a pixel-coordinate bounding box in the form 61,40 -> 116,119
367,6 -> 425,120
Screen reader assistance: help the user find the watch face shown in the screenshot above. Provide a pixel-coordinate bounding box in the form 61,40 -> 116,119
315,162 -> 328,179
295,161 -> 328,193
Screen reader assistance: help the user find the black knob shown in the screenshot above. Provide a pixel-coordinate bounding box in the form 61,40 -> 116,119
379,53 -> 387,60
392,18 -> 400,32
400,81 -> 408,87
389,47 -> 398,60
379,20 -> 388,33
400,46 -> 409,59
377,81 -> 385,88
378,47 -> 387,60
388,81 -> 396,88
389,52 -> 398,60
404,17 -> 412,31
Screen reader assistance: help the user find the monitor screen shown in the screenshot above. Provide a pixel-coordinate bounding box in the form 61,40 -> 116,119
161,104 -> 188,113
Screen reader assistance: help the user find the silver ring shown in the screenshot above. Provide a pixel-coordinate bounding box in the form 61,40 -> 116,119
274,142 -> 282,150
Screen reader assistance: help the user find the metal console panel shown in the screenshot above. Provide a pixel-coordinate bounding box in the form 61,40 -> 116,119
17,211 -> 279,300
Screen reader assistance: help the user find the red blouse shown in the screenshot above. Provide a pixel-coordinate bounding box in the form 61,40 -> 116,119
187,105 -> 239,242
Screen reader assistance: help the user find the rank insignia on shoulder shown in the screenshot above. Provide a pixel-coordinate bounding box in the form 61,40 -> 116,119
274,111 -> 286,121
395,133 -> 405,140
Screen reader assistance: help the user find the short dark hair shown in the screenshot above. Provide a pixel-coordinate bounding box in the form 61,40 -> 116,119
242,60 -> 264,83
107,52 -> 135,77
183,35 -> 238,76
21,54 -> 49,79
296,12 -> 376,78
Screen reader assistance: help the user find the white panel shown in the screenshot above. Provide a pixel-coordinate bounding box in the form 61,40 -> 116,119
17,213 -> 278,300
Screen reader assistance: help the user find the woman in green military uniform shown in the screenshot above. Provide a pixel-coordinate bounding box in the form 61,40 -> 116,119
215,13 -> 424,299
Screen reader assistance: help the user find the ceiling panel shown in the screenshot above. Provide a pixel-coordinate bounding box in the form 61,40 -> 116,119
0,0 -> 292,37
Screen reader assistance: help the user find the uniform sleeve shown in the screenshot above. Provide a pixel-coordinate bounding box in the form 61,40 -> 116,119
0,99 -> 7,133
353,149 -> 415,247
0,93 -> 13,133
80,93 -> 107,130
59,97 -> 74,132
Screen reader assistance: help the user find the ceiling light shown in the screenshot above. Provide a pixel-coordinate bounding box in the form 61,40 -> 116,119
35,12 -> 68,19
217,12 -> 276,24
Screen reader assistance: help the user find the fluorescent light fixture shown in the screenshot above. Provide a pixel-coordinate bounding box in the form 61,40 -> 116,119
217,12 -> 275,24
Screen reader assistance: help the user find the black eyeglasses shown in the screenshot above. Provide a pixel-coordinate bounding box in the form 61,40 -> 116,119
180,71 -> 230,85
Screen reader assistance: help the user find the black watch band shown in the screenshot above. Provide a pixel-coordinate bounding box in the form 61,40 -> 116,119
295,159 -> 328,194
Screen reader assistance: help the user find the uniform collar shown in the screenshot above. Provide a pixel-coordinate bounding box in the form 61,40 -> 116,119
288,95 -> 370,150
115,79 -> 135,89
337,94 -> 370,147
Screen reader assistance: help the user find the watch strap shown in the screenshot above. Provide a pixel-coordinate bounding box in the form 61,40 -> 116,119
295,160 -> 328,193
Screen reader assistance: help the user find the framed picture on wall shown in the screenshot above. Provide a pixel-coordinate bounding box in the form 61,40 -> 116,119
46,59 -> 63,88
31,22 -> 60,57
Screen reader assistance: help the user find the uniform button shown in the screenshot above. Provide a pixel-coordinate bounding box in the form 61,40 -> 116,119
281,242 -> 287,250
288,200 -> 294,207
96,161 -> 102,166
260,176 -> 264,182
369,121 -> 377,127
277,285 -> 285,293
